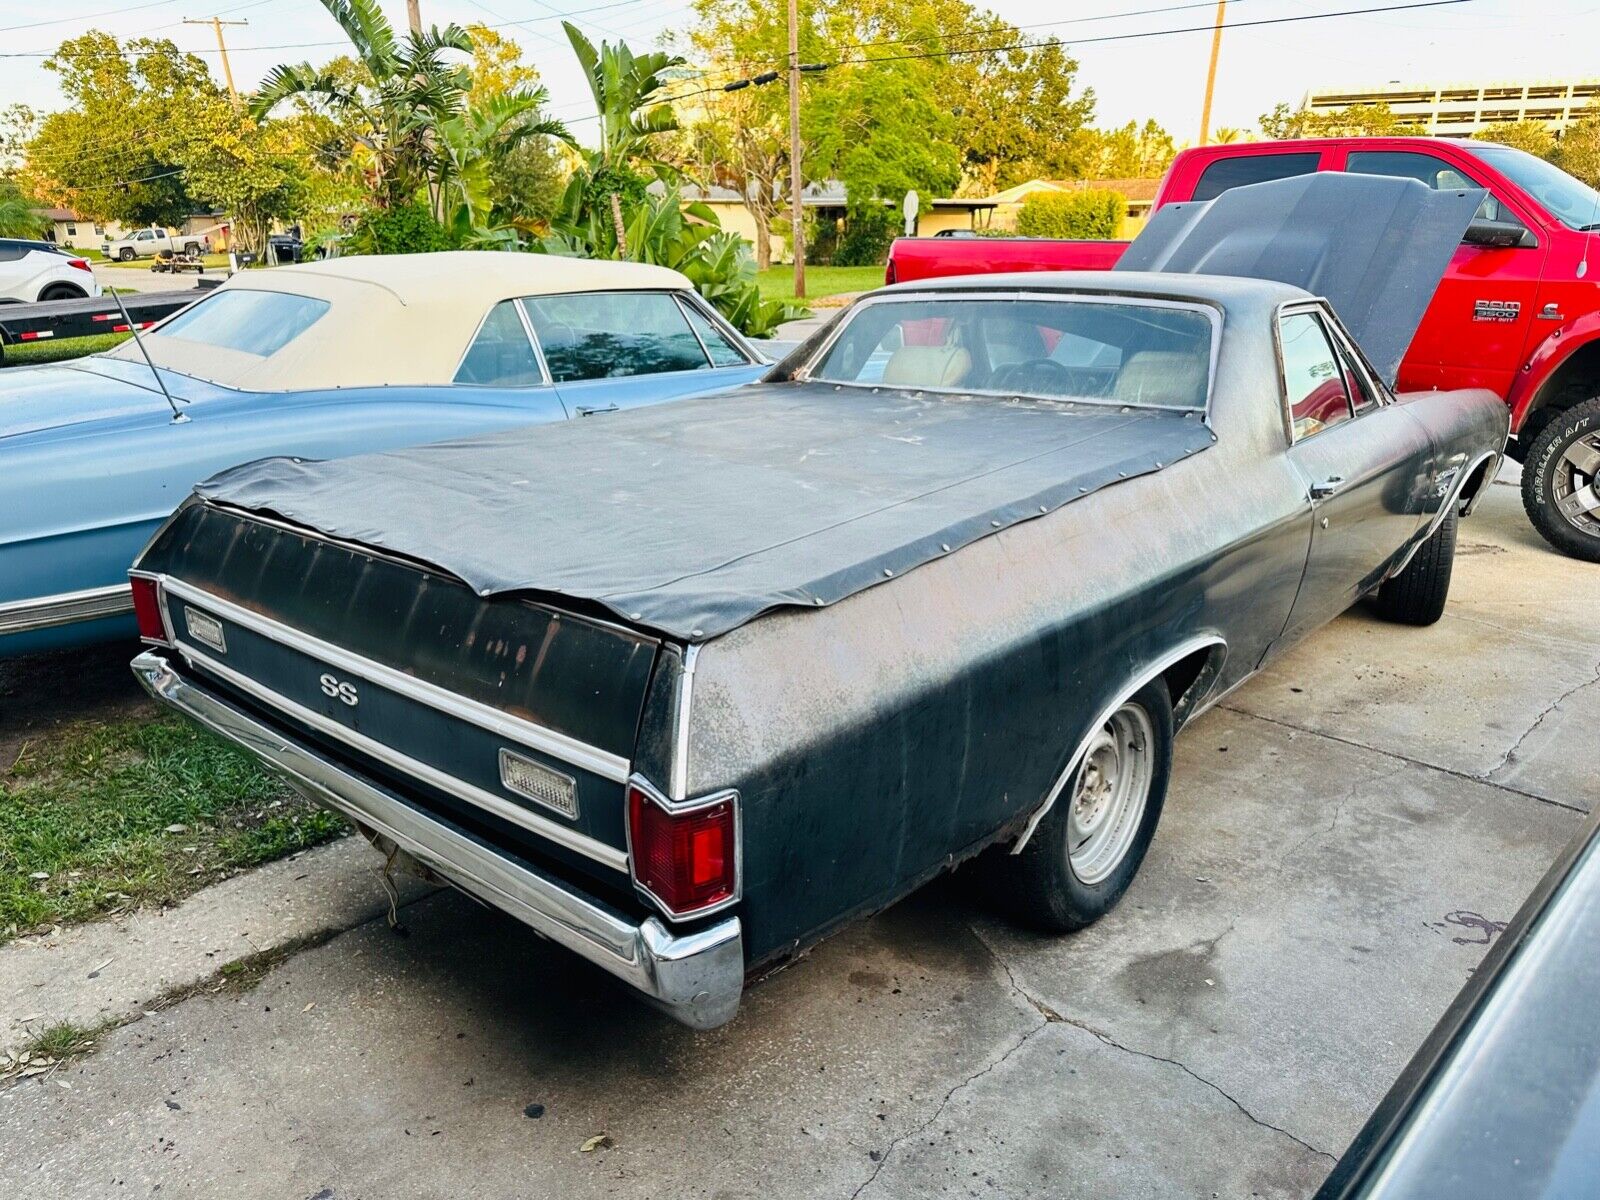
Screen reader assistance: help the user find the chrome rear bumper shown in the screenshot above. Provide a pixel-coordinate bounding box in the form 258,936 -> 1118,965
132,650 -> 744,1030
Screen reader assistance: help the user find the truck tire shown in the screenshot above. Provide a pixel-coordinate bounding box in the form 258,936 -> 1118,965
1522,396 -> 1600,563
996,678 -> 1173,933
118,247 -> 136,262
1373,507 -> 1457,625
183,242 -> 201,255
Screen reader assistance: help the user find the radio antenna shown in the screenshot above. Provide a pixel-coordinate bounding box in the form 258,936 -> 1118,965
108,286 -> 187,423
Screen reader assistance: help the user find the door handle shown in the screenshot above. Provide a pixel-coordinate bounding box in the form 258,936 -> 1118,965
574,403 -> 619,417
1309,475 -> 1344,500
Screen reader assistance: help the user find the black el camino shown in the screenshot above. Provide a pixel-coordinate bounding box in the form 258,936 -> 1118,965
126,176 -> 1508,1028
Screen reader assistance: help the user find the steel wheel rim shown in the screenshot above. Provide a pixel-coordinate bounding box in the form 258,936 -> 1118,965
1554,432 -> 1600,537
1067,703 -> 1154,886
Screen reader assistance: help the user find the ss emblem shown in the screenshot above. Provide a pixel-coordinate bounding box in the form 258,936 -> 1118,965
319,672 -> 359,707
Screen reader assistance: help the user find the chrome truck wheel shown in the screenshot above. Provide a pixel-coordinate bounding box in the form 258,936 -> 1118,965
1524,397 -> 1600,563
995,679 -> 1174,932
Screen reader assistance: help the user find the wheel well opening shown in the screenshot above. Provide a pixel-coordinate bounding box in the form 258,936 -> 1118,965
1526,339 -> 1600,442
1161,644 -> 1222,717
1458,455 -> 1496,513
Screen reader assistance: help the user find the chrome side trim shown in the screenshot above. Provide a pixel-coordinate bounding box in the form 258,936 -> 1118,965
159,576 -> 632,785
669,643 -> 700,802
0,583 -> 132,635
1012,634 -> 1228,853
132,651 -> 743,1029
1386,448 -> 1502,579
174,639 -> 628,873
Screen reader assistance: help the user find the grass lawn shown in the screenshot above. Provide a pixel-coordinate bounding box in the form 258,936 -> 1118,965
1,331 -> 128,368
101,252 -> 230,270
0,713 -> 346,942
757,264 -> 884,307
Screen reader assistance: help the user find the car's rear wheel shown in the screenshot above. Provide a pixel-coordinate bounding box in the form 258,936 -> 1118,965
118,247 -> 136,262
37,283 -> 86,302
1522,397 -> 1600,563
996,679 -> 1173,933
1373,507 -> 1458,625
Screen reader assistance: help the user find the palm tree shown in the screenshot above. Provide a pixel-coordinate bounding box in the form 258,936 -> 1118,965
0,180 -> 48,238
435,86 -> 572,233
251,0 -> 472,211
561,21 -> 684,251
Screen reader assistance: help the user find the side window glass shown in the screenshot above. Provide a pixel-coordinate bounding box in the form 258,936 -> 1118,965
1191,152 -> 1321,201
453,299 -> 543,387
1280,312 -> 1353,440
1347,150 -> 1505,223
679,300 -> 748,367
523,291 -> 711,382
1328,328 -> 1378,412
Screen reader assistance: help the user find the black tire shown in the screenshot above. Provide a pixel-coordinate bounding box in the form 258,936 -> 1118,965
118,247 -> 135,262
36,284 -> 85,302
182,242 -> 201,255
1373,507 -> 1457,625
995,678 -> 1174,933
1521,396 -> 1600,563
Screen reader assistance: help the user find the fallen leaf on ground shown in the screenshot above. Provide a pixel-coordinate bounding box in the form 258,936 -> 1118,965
580,1134 -> 614,1153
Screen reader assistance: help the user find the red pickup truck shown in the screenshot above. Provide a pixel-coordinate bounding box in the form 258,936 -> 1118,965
887,137 -> 1600,561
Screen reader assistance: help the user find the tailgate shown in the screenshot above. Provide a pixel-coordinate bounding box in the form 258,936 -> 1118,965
140,502 -> 657,888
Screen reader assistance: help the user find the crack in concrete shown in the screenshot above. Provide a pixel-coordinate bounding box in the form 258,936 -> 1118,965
1276,760 -> 1410,869
1221,706 -> 1587,816
963,927 -> 1339,1170
1481,660 -> 1600,784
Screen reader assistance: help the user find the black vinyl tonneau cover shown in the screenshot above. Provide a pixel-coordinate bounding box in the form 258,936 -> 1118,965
197,384 -> 1214,641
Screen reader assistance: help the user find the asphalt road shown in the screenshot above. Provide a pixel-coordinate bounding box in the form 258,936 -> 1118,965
1,479 -> 1594,1199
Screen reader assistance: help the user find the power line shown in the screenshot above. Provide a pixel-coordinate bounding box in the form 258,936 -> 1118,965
0,0 -> 181,35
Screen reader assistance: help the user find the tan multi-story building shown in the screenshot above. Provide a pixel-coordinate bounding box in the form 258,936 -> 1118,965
1305,78 -> 1600,137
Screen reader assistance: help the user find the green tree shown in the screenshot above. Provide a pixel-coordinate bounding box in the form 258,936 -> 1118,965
0,179 -> 48,238
1474,120 -> 1558,161
24,32 -> 211,226
954,37 -> 1096,191
1076,119 -> 1177,180
1555,114 -> 1600,188
252,0 -> 474,211
462,24 -> 569,228
175,97 -> 308,255
1015,189 -> 1124,239
1259,100 -> 1400,139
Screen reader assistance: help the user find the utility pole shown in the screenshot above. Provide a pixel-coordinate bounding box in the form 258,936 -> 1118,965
786,0 -> 806,301
406,0 -> 423,34
185,17 -> 249,109
1198,0 -> 1226,145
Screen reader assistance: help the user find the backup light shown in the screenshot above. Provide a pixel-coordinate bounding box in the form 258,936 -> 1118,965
130,575 -> 168,644
627,780 -> 739,919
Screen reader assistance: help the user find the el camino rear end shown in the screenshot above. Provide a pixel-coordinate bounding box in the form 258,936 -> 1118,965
130,500 -> 745,1029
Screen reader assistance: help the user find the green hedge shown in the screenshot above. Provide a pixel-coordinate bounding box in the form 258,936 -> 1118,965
1015,190 -> 1125,240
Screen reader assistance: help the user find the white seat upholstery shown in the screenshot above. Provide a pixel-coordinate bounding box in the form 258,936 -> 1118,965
1112,350 -> 1208,407
881,344 -> 972,388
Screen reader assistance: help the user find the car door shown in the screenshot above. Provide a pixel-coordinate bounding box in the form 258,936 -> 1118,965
1277,305 -> 1435,642
520,290 -> 766,417
0,240 -> 32,301
1335,147 -> 1549,398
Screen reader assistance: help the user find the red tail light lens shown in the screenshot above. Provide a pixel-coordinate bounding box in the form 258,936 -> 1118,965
68,258 -> 90,272
627,781 -> 738,918
130,575 -> 168,644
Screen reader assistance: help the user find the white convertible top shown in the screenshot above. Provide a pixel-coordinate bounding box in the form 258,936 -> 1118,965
106,251 -> 693,392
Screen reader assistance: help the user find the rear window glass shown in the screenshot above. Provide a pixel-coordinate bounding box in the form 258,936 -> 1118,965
522,291 -> 710,382
153,289 -> 331,358
810,296 -> 1213,410
1191,152 -> 1321,201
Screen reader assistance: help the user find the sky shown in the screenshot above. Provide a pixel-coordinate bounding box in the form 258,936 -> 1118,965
3,0 -> 1600,148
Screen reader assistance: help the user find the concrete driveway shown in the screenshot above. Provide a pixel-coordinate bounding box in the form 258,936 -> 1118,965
0,478 -> 1593,1198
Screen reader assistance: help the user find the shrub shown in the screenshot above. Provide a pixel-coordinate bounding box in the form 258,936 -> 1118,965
348,202 -> 453,255
1015,190 -> 1125,240
834,203 -> 896,266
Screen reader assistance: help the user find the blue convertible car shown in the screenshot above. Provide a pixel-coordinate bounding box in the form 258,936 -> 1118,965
0,252 -> 769,656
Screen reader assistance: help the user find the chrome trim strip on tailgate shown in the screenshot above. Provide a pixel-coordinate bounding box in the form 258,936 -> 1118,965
0,583 -> 132,635
175,639 -> 628,873
131,650 -> 743,1030
160,576 -> 632,784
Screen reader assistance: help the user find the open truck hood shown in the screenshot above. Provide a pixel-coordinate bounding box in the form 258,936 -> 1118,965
195,384 -> 1214,642
1116,172 -> 1482,387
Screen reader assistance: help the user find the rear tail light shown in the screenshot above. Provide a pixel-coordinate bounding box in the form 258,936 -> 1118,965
68,258 -> 90,272
130,575 -> 169,644
884,259 -> 897,285
627,779 -> 739,919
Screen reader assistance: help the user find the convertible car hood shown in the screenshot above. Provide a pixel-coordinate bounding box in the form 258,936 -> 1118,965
1116,172 -> 1481,386
195,384 -> 1215,641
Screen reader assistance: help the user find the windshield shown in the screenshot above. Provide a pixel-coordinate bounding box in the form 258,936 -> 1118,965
151,289 -> 331,358
810,295 -> 1214,410
1473,145 -> 1600,230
